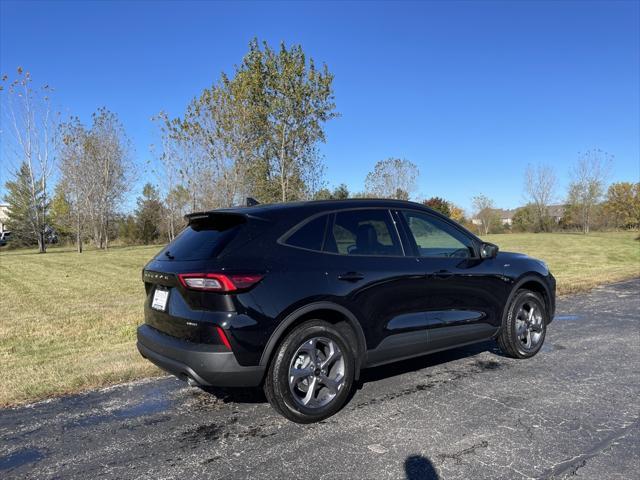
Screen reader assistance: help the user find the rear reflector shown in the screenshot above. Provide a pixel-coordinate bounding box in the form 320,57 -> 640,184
177,273 -> 263,292
215,326 -> 232,350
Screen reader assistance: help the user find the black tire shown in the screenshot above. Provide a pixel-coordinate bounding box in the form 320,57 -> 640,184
497,289 -> 548,359
264,320 -> 355,423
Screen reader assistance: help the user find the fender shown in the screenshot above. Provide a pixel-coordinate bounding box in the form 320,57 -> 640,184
259,301 -> 368,376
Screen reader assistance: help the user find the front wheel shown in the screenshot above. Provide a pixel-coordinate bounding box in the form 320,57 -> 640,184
497,290 -> 547,358
264,320 -> 355,423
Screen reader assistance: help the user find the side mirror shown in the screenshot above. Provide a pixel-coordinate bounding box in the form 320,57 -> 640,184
480,242 -> 499,259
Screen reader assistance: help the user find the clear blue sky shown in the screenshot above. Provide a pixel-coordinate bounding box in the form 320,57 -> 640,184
1,0 -> 639,213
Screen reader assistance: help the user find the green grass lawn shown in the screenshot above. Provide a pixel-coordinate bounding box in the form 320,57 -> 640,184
484,231 -> 640,295
0,244 -> 164,406
0,232 -> 638,406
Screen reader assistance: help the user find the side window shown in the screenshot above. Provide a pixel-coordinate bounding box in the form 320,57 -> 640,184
283,215 -> 328,251
401,211 -> 475,258
326,209 -> 402,256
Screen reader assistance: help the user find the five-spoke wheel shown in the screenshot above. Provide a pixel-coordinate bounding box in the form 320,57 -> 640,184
264,320 -> 355,423
497,289 -> 548,358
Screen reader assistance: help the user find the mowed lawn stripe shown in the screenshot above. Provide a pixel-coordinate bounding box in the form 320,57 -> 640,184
0,233 -> 638,406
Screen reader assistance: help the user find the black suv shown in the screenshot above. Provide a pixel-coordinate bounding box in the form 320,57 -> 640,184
138,199 -> 555,423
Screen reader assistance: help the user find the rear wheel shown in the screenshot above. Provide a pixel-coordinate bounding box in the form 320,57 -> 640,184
497,290 -> 547,358
264,320 -> 355,423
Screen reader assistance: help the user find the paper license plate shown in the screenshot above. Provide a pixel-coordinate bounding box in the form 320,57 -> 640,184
151,287 -> 169,311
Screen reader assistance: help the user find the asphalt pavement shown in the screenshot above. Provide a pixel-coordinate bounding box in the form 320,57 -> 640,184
1,279 -> 639,479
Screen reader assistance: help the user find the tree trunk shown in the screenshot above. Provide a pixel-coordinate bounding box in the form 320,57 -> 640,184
76,210 -> 83,253
38,231 -> 46,253
105,217 -> 109,250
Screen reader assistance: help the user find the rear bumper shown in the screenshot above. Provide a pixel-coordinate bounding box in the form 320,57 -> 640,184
136,324 -> 265,387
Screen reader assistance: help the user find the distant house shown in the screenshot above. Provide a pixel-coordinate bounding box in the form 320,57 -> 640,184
547,204 -> 566,223
471,208 -> 516,226
495,209 -> 517,226
471,205 -> 566,228
0,204 -> 9,233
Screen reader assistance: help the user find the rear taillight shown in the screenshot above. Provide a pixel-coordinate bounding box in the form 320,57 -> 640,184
177,273 -> 263,292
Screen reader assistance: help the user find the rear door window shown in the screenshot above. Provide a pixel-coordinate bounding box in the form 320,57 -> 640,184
325,209 -> 402,256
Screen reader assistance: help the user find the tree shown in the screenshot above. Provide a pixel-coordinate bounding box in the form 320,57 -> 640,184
524,163 -> 556,232
449,203 -> 466,223
59,117 -> 90,252
59,108 -> 132,249
423,197 -> 451,217
512,204 -> 536,232
332,183 -> 349,200
1,68 -> 59,252
604,182 -> 640,229
365,158 -> 419,199
472,194 -> 496,235
157,39 -> 338,207
567,149 -> 612,234
313,183 -> 349,201
2,163 -> 46,247
135,183 -> 164,244
85,108 -> 132,248
164,184 -> 190,241
260,41 -> 337,201
49,184 -> 74,242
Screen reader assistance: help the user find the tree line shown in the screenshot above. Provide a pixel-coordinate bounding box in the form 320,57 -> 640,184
2,42 -> 638,252
470,150 -> 639,235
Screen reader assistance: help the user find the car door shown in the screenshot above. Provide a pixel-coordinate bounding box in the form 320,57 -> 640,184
396,209 -> 506,351
320,208 -> 432,366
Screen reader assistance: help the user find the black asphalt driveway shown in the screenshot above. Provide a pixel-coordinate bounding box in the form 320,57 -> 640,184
1,280 -> 638,479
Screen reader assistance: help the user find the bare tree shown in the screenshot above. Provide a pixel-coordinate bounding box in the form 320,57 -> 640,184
567,149 -> 612,234
84,108 -> 132,249
365,158 -> 419,199
524,163 -> 556,232
1,68 -> 59,252
472,194 -> 496,235
59,118 -> 91,252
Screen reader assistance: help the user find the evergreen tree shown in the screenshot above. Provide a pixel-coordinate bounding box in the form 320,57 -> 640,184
135,184 -> 164,244
3,162 -> 48,249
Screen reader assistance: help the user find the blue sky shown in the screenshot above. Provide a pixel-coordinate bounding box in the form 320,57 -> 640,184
1,0 -> 638,213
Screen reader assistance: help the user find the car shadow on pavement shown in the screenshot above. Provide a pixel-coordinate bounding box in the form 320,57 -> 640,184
405,455 -> 440,479
356,339 -> 501,388
197,340 -> 501,405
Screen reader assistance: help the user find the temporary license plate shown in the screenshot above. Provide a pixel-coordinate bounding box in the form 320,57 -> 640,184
151,287 -> 169,311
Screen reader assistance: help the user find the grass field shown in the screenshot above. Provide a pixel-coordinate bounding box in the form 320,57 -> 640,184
0,232 -> 638,406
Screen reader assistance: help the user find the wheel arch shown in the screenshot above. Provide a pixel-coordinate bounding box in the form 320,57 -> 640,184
505,274 -> 554,324
259,302 -> 367,379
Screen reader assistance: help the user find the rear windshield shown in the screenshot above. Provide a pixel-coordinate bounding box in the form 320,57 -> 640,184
156,214 -> 245,261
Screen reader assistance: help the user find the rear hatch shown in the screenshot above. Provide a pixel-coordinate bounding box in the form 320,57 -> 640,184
142,211 -> 268,343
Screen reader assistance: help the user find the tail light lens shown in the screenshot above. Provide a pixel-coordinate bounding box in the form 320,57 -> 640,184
177,273 -> 263,292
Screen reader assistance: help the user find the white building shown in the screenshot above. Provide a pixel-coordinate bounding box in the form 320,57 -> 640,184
0,204 -> 9,233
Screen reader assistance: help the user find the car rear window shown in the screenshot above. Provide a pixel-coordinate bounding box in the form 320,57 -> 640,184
283,215 -> 328,251
156,214 -> 245,261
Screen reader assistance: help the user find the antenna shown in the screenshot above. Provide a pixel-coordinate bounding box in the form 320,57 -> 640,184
246,197 -> 260,207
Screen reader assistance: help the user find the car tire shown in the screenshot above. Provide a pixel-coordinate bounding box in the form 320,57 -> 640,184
497,289 -> 548,359
264,320 -> 355,423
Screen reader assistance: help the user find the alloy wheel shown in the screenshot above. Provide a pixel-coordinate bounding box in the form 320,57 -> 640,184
514,301 -> 545,350
288,337 -> 345,409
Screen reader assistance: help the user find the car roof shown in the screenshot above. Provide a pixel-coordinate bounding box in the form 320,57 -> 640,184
217,198 -> 433,216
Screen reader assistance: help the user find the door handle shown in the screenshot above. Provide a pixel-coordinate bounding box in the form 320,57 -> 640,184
338,272 -> 365,282
433,269 -> 454,279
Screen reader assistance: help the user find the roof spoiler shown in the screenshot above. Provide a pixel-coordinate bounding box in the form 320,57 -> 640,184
184,210 -> 270,226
